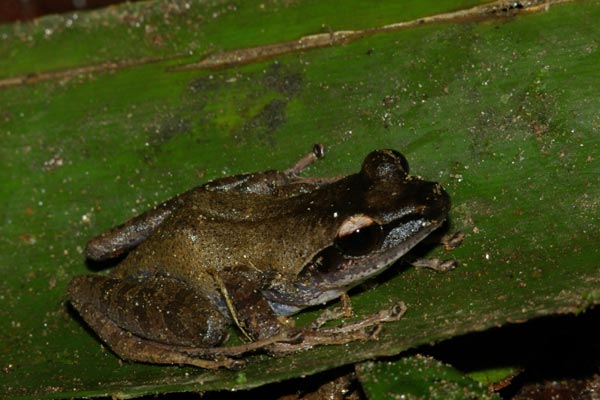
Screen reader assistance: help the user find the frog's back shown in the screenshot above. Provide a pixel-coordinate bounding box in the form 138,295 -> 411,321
110,188 -> 322,286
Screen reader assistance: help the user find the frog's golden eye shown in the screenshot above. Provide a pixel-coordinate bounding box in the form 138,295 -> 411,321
335,214 -> 384,257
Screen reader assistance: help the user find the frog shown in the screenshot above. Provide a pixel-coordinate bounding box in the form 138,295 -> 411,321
68,145 -> 452,368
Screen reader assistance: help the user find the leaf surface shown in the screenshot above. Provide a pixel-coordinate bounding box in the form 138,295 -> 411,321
1,0 -> 598,398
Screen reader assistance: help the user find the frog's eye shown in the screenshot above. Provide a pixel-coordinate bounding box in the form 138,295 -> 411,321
335,214 -> 384,257
361,149 -> 410,183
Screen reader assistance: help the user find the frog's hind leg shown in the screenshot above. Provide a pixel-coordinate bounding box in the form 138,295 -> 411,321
202,144 -> 342,196
284,144 -> 325,175
68,274 -> 235,368
86,145 -> 330,261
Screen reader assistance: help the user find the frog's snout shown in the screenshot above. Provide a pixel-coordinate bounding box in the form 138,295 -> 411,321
421,182 -> 451,222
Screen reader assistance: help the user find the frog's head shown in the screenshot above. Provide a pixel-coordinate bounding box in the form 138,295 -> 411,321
264,150 -> 450,315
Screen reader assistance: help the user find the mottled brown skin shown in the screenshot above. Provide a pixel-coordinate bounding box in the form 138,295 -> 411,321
68,145 -> 451,368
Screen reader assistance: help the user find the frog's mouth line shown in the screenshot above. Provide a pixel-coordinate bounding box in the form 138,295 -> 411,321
264,217 -> 445,316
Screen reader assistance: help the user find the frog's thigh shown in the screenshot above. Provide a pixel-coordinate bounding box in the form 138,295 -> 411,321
74,297 -> 238,368
68,275 -> 228,348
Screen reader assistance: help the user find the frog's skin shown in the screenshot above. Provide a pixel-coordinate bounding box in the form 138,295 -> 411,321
68,145 -> 451,368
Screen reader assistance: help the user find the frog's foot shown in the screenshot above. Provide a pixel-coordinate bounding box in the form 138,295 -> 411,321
441,231 -> 465,251
189,302 -> 406,358
285,144 -> 325,176
411,230 -> 464,272
268,301 -> 407,354
411,257 -> 458,272
310,293 -> 354,329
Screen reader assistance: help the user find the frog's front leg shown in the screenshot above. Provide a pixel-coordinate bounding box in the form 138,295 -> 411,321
217,266 -> 292,341
218,267 -> 406,356
265,302 -> 407,355
68,274 -> 237,368
411,231 -> 465,272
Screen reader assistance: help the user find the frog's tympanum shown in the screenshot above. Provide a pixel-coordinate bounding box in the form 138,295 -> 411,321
68,146 -> 451,368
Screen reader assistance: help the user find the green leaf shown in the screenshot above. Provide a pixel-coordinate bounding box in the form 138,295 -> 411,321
467,366 -> 522,388
356,355 -> 500,400
1,0 -> 599,398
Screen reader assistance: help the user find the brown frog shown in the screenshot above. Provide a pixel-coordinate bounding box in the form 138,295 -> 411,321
68,145 -> 451,368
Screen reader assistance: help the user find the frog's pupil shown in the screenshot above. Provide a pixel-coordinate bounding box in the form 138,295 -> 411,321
336,224 -> 383,256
